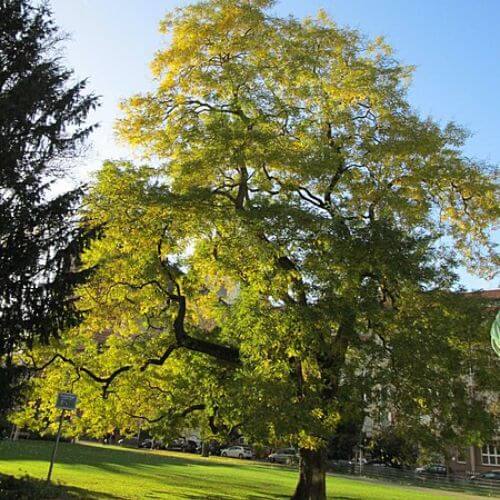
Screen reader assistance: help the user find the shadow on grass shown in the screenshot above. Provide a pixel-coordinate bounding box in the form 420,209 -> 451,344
147,492 -> 292,500
0,440 -> 300,499
0,439 -> 244,471
0,473 -> 121,499
159,494 -> 355,500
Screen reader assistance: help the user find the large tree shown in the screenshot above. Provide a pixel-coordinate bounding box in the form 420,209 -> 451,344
0,0 -> 98,413
21,1 -> 498,498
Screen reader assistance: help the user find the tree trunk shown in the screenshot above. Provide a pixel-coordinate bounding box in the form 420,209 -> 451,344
201,441 -> 209,457
291,448 -> 326,500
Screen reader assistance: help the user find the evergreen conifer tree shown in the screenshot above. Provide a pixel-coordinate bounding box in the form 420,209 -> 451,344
0,0 -> 98,413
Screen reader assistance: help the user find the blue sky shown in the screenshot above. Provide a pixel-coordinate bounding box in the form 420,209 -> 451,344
49,0 -> 499,290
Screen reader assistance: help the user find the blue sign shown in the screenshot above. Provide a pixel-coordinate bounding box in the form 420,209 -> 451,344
56,392 -> 78,410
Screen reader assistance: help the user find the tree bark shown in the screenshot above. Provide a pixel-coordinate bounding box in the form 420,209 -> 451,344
291,448 -> 327,500
201,441 -> 209,457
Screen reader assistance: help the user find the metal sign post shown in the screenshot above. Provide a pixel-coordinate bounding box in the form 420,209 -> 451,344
47,409 -> 65,482
47,392 -> 77,483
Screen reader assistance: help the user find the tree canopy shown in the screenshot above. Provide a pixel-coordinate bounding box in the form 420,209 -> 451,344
19,1 -> 498,498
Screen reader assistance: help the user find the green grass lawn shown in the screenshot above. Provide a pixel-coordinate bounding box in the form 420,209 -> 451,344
0,440 -> 484,499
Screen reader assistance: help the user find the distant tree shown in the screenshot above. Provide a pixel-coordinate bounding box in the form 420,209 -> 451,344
368,430 -> 418,467
326,415 -> 362,461
20,1 -> 498,499
0,0 -> 98,413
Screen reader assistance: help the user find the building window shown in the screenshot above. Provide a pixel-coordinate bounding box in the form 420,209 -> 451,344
481,443 -> 500,466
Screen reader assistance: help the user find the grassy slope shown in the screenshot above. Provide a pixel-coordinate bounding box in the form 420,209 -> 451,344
0,440 -> 481,499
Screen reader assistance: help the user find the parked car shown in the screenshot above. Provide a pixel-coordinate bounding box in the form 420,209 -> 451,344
206,441 -> 223,456
181,439 -> 199,453
164,438 -> 199,453
220,445 -> 254,459
415,464 -> 448,476
349,457 -> 368,466
365,460 -> 389,467
470,471 -> 500,481
196,441 -> 222,456
329,459 -> 352,467
268,448 -> 299,464
164,438 -> 185,451
140,438 -> 164,449
365,460 -> 404,469
139,439 -> 151,449
118,437 -> 139,447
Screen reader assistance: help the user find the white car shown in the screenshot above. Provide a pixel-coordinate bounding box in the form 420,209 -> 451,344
268,448 -> 299,464
220,445 -> 254,459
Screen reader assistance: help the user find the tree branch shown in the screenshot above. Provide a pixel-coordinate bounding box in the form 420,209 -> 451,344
31,353 -> 131,398
140,344 -> 177,372
126,403 -> 206,424
171,295 -> 240,364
